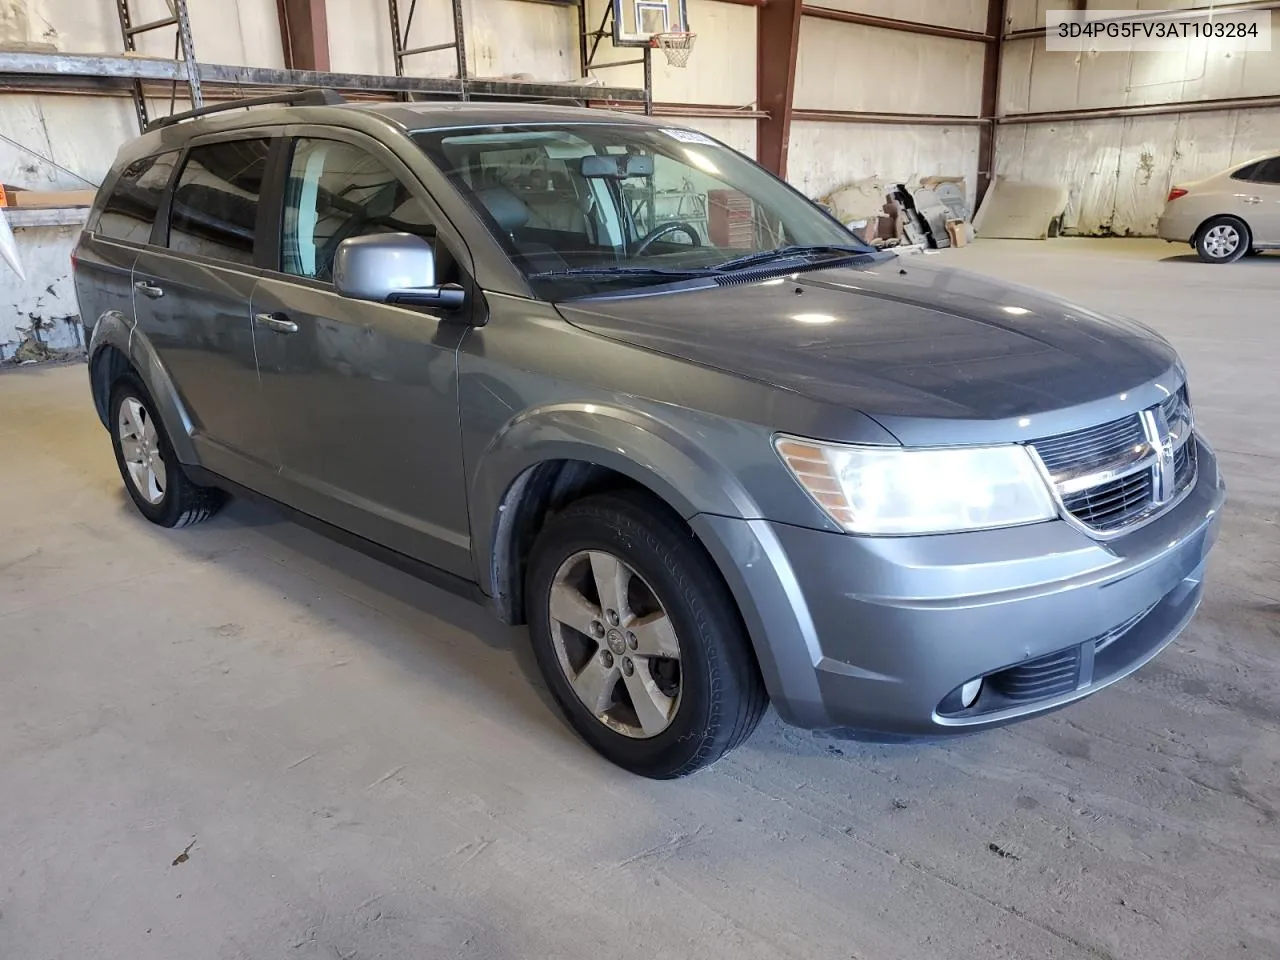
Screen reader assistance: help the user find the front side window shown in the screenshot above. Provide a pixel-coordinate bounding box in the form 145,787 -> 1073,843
413,124 -> 868,299
281,138 -> 440,282
167,139 -> 271,264
96,152 -> 179,244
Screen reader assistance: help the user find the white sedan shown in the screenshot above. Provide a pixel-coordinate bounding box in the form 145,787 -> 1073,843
1158,153 -> 1280,263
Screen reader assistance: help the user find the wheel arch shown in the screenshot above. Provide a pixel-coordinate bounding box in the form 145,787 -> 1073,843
87,310 -> 197,463
471,403 -> 762,625
1193,212 -> 1253,246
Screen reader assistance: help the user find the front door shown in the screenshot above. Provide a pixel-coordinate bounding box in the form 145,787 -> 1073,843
251,134 -> 473,577
131,136 -> 278,489
1239,156 -> 1280,245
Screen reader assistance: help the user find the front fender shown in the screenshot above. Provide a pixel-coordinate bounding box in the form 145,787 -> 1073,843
469,401 -> 762,596
89,309 -> 197,465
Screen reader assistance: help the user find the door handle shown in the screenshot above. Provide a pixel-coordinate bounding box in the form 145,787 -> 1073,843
255,312 -> 298,334
1243,196 -> 1263,204
134,280 -> 165,299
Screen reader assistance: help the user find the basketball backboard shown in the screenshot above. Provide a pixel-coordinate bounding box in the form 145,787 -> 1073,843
612,0 -> 689,46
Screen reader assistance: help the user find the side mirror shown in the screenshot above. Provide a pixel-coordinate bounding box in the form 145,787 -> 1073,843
333,233 -> 465,311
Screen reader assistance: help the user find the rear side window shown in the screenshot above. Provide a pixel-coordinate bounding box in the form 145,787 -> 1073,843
1247,158 -> 1280,184
1232,158 -> 1280,183
167,139 -> 272,265
96,152 -> 179,244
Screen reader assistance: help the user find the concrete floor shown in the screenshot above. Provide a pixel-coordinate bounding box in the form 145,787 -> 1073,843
2,238 -> 1277,960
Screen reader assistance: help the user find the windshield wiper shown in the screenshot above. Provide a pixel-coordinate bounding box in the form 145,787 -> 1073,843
527,265 -> 719,280
709,244 -> 873,273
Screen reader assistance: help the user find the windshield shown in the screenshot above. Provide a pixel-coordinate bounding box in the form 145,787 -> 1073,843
412,124 -> 869,299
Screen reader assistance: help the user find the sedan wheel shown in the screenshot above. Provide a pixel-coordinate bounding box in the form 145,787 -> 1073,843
548,549 -> 682,739
1196,216 -> 1250,264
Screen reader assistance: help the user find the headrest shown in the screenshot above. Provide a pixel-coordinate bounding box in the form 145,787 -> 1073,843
475,185 -> 531,232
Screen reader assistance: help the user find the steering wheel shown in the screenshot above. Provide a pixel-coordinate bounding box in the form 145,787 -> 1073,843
631,221 -> 702,257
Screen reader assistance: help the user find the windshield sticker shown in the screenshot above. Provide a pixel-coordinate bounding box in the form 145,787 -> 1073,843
662,128 -> 717,146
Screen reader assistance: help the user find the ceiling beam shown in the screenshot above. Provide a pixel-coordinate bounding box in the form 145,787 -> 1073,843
757,0 -> 803,176
801,6 -> 995,43
1001,93 -> 1280,124
276,0 -> 331,72
793,108 -> 984,126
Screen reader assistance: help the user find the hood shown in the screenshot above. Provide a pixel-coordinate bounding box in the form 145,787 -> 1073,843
557,259 -> 1181,445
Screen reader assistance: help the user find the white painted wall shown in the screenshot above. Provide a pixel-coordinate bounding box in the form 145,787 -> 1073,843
0,0 -> 283,65
581,0 -> 757,104
999,0 -> 1280,234
810,0 -> 987,33
1,95 -> 143,356
795,21 -> 984,115
789,120 -> 981,211
788,17 -> 985,207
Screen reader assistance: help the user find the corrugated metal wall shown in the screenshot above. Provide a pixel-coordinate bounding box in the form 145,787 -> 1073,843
786,0 -> 988,214
998,0 -> 1280,235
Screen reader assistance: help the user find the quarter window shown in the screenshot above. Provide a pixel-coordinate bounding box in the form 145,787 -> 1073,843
1247,157 -> 1280,184
167,139 -> 272,265
96,152 -> 179,244
281,138 -> 439,282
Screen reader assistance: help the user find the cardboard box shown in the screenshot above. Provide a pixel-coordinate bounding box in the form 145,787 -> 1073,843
1,186 -> 96,209
945,219 -> 969,248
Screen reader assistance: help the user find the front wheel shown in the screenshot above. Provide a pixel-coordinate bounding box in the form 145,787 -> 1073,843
1195,216 -> 1250,264
525,492 -> 768,778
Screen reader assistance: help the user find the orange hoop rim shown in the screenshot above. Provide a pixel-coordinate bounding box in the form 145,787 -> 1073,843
650,31 -> 697,48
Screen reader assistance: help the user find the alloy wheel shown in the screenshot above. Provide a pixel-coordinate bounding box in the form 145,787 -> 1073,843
117,396 -> 167,506
547,550 -> 683,739
1203,224 -> 1240,259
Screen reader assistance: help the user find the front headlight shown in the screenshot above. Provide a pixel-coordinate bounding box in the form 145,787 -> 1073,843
775,435 -> 1058,535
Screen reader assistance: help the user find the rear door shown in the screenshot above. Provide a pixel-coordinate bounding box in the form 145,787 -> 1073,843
1236,157 -> 1280,245
131,133 -> 281,490
250,130 -> 473,576
74,152 -> 179,345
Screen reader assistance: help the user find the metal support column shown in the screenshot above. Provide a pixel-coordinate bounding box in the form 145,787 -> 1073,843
174,0 -> 203,111
390,0 -> 468,98
977,0 -> 1007,207
115,0 -> 201,131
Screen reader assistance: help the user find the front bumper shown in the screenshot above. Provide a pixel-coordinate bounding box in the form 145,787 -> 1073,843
691,438 -> 1225,737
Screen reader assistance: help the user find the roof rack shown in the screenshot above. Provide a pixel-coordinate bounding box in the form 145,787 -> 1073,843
146,88 -> 346,131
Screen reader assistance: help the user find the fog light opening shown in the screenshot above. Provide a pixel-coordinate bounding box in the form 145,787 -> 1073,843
960,678 -> 983,709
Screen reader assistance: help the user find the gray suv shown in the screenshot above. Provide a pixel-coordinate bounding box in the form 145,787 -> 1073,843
73,91 -> 1225,778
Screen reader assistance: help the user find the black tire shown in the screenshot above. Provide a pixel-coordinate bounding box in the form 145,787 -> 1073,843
109,375 -> 225,527
525,491 -> 768,778
1195,215 -> 1250,264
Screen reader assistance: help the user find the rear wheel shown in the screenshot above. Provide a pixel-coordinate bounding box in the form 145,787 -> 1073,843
109,376 -> 224,527
1195,216 -> 1250,263
525,491 -> 768,778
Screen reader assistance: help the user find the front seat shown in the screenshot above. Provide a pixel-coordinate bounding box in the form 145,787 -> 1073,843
475,185 -> 568,273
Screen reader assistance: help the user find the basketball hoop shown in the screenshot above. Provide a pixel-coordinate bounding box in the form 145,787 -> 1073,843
652,31 -> 696,68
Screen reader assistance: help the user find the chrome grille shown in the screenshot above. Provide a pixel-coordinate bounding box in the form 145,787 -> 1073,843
1029,385 -> 1197,537
1174,427 -> 1196,483
1032,414 -> 1146,476
1062,469 -> 1154,532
